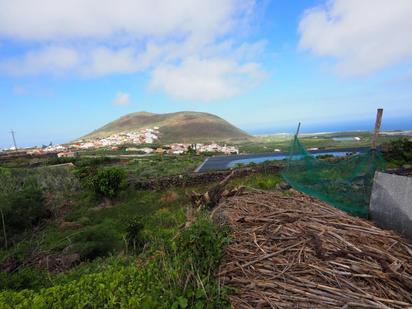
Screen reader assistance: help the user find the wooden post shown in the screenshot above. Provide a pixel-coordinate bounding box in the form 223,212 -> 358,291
371,108 -> 383,149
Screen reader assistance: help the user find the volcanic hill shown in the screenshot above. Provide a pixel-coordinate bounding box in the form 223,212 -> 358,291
83,111 -> 251,143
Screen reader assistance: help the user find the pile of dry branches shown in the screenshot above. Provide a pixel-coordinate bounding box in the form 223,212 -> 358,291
217,190 -> 412,308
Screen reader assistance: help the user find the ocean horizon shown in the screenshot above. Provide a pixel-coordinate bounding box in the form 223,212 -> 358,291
246,116 -> 412,136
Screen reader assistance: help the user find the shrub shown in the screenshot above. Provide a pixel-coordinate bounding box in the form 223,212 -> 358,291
0,186 -> 48,248
125,216 -> 145,253
0,218 -> 231,308
0,267 -> 49,291
46,156 -> 77,166
255,176 -> 279,190
177,217 -> 229,275
76,157 -> 118,168
0,263 -> 146,308
72,225 -> 120,260
382,138 -> 412,166
84,167 -> 126,199
73,165 -> 97,182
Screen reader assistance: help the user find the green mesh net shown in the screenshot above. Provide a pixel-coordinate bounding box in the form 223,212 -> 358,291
281,137 -> 385,217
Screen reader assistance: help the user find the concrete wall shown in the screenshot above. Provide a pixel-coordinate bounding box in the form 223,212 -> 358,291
370,172 -> 412,240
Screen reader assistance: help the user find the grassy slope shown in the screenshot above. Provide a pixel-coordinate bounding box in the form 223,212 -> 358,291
0,158 -> 282,308
83,111 -> 251,143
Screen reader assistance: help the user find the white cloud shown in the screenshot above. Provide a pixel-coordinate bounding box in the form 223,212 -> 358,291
150,57 -> 264,101
299,0 -> 412,76
113,92 -> 131,105
0,0 -> 241,41
82,48 -> 143,76
0,0 -> 264,100
0,46 -> 79,75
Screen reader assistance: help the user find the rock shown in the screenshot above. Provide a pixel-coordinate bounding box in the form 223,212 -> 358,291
0,256 -> 19,273
61,245 -> 74,255
61,253 -> 80,268
38,255 -> 59,270
38,253 -> 80,271
276,182 -> 291,190
59,221 -> 83,231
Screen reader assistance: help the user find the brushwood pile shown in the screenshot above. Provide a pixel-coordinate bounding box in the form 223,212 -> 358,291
217,190 -> 412,308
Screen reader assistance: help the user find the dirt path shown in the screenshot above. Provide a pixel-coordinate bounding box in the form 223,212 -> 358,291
217,190 -> 412,308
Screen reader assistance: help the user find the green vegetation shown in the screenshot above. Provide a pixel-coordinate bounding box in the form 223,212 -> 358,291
125,216 -> 145,254
1,152 -> 263,307
0,186 -> 48,248
0,214 -> 230,308
83,167 -> 126,199
1,134 -> 408,307
126,155 -> 205,179
0,167 -> 69,248
382,138 -> 412,167
230,172 -> 282,190
281,137 -> 386,217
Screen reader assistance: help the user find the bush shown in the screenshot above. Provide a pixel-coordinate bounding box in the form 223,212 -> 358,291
0,267 -> 49,291
76,157 -> 118,168
125,216 -> 145,253
382,138 -> 412,166
0,186 -> 48,248
0,262 -> 146,308
0,218 -> 231,308
73,165 -> 97,182
45,156 -> 77,166
84,167 -> 126,199
72,224 -> 120,260
177,217 -> 229,275
255,176 -> 279,190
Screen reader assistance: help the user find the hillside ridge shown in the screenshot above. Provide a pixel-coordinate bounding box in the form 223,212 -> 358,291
82,111 -> 250,143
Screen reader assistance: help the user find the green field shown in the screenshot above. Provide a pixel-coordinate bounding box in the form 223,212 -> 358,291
0,150 -> 284,308
0,136 -> 410,307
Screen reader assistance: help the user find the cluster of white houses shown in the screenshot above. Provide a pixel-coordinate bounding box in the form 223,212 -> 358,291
18,127 -> 239,157
166,143 -> 238,155
126,143 -> 239,155
74,128 -> 160,149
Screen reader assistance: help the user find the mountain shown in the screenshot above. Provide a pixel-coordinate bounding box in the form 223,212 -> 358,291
82,111 -> 251,143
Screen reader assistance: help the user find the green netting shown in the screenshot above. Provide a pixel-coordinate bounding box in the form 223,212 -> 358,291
281,137 -> 385,217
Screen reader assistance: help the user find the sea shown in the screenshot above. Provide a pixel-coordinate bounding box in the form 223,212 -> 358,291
247,116 -> 412,136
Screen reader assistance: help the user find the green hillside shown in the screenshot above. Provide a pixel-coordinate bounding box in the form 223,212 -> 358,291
83,111 -> 251,143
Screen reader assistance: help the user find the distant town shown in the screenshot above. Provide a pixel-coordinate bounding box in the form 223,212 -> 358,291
0,127 -> 239,157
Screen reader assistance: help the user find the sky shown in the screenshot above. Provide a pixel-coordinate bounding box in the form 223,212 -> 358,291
1,0 -> 412,148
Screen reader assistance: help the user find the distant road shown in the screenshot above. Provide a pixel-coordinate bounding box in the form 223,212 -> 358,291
82,154 -> 154,159
195,146 -> 372,172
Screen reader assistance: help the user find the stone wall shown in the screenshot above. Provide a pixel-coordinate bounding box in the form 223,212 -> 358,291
370,172 -> 412,240
128,164 -> 281,190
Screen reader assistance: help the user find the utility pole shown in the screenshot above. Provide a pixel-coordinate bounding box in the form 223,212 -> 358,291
9,130 -> 17,151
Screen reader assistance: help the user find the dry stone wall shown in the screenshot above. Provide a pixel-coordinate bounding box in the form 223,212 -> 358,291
128,164 -> 281,190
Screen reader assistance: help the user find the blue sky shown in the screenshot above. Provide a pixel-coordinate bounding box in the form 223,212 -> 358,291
1,0 -> 412,148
